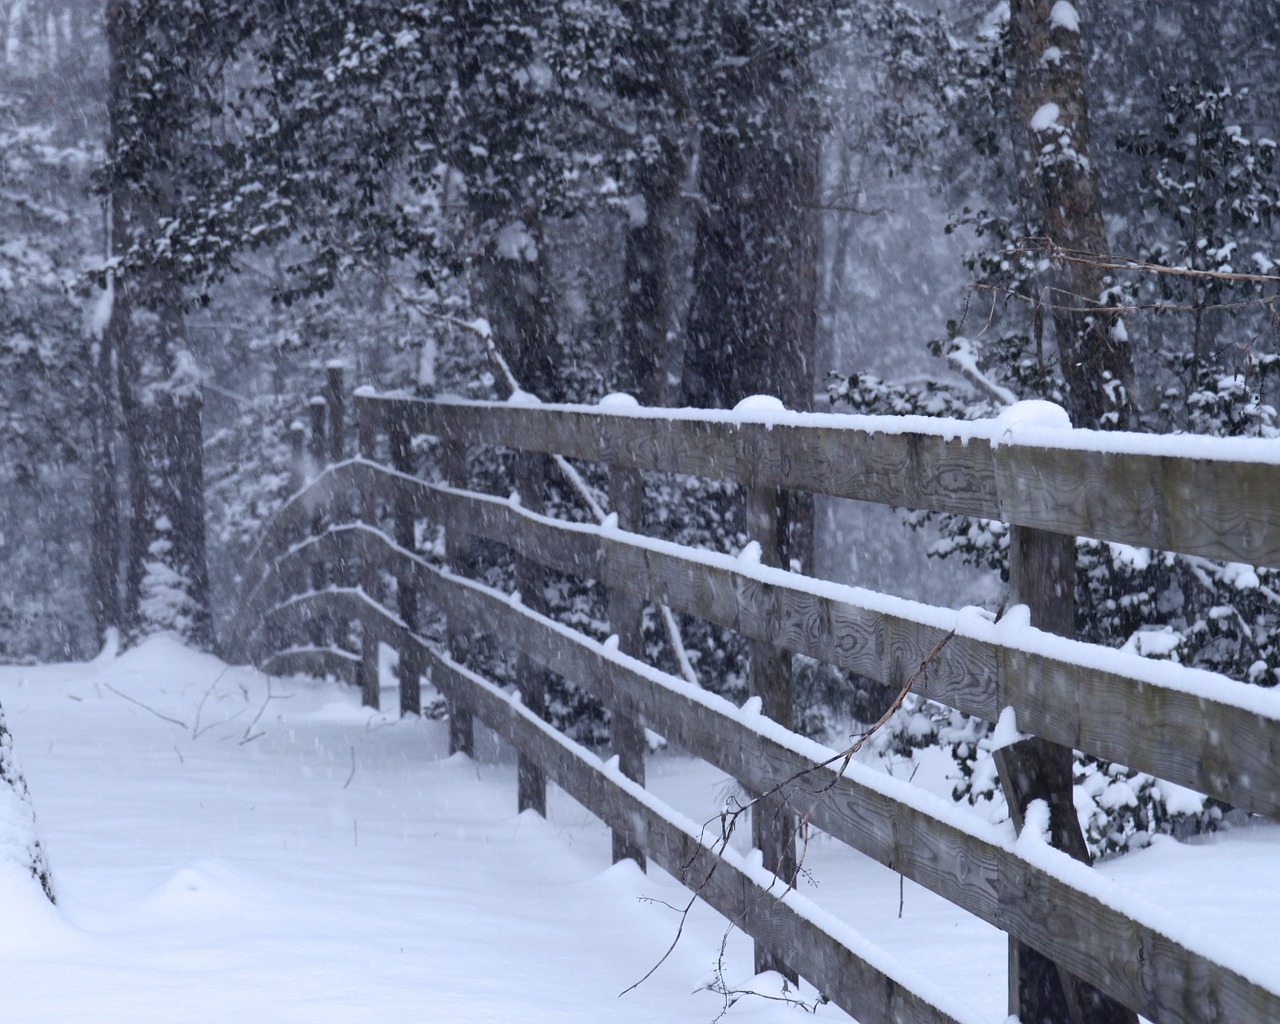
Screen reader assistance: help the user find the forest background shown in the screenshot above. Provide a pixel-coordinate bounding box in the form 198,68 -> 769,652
1,0 -> 1277,857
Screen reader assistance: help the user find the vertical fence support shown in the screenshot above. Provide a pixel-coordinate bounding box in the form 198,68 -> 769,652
513,452 -> 548,817
993,523 -> 1136,1024
441,438 -> 474,756
745,482 -> 797,981
356,397 -> 380,710
306,396 -> 328,649
608,465 -> 647,868
324,363 -> 346,465
389,415 -> 422,717
288,420 -> 306,494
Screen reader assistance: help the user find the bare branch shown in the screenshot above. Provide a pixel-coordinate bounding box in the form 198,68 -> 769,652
624,631 -> 955,997
103,684 -> 189,730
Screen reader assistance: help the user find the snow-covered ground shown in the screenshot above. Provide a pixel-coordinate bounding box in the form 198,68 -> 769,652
2,639 -> 1278,1022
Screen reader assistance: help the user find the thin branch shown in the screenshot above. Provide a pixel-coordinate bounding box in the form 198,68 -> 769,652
343,745 -> 357,789
976,281 -> 1278,316
623,631 -> 955,997
1018,237 -> 1280,286
103,684 -> 189,730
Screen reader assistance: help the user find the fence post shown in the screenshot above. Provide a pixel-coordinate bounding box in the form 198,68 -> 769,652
745,481 -> 797,981
992,523 -> 1136,1024
441,438 -> 474,756
388,413 -> 423,717
356,395 -> 381,710
306,396 -> 328,649
608,464 -> 646,868
324,362 -> 346,464
513,452 -> 548,817
308,395 -> 327,469
288,420 -> 306,494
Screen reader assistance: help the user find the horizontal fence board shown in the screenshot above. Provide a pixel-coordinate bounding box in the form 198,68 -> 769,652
356,394 -> 1280,567
262,645 -> 359,685
993,444 -> 1280,568
317,474 -> 1280,820
256,553 -> 1280,1024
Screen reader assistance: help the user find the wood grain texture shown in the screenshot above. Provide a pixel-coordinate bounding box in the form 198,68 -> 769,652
744,481 -> 797,979
420,567 -> 1280,1024
289,559 -> 1280,1024
242,477 -> 1280,821
997,523 -> 1134,1024
607,464 -> 646,868
992,444 -> 1280,567
355,394 -> 1280,567
386,482 -> 1280,819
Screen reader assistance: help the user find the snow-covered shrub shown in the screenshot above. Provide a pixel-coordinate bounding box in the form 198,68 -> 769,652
0,701 -> 54,902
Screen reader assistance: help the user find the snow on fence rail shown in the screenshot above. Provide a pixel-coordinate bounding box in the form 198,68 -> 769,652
231,381 -> 1280,1024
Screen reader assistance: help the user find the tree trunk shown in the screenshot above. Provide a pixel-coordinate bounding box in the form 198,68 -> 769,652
90,293 -> 121,644
620,146 -> 681,406
683,23 -> 819,570
1009,0 -> 1138,430
477,219 -> 563,402
684,54 -> 818,413
105,0 -> 211,646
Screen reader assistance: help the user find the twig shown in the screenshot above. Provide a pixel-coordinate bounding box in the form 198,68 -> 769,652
193,665 -> 246,739
240,675 -> 293,745
103,683 -> 189,730
976,280 -> 1279,316
343,745 -> 357,789
623,631 -> 955,996
1016,237 -> 1280,286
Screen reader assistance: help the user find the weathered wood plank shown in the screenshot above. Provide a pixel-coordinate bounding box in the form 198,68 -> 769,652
991,443 -> 1280,568
388,416 -> 422,717
374,481 -> 1280,820
513,451 -> 549,817
744,481 -> 796,979
994,523 -> 1135,1024
265,565 -> 1280,1024
245,478 -> 1280,824
440,438 -> 474,756
607,464 -> 646,869
355,394 -> 1280,567
417,567 -> 1280,1024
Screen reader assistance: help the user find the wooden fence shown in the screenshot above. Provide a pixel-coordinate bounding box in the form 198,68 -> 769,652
231,374 -> 1280,1024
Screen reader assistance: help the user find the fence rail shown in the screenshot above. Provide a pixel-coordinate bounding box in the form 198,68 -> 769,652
232,380 -> 1280,1024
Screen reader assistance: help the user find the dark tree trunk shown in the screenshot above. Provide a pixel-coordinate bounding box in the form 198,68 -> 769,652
683,58 -> 819,414
1009,0 -> 1138,430
90,302 -> 121,644
683,24 -> 819,571
620,146 -> 681,406
478,220 -> 563,402
105,0 -> 211,646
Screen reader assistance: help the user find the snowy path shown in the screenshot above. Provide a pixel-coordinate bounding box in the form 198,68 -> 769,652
2,639 -> 1279,1022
